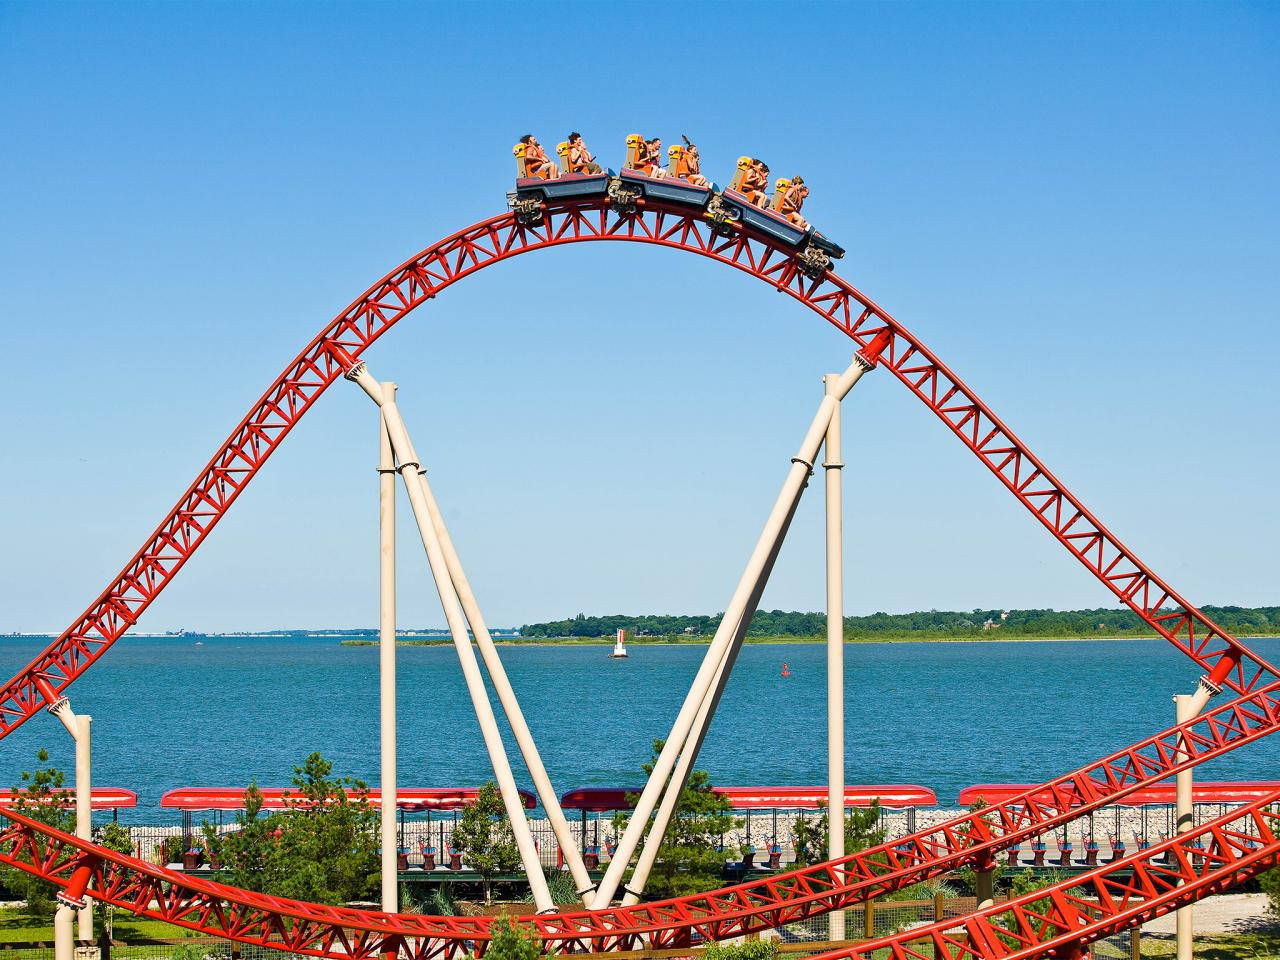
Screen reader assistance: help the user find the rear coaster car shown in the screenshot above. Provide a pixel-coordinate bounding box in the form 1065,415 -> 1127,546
508,141 -> 612,224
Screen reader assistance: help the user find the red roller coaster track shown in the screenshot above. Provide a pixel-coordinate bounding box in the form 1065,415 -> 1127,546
3,196 -> 1277,960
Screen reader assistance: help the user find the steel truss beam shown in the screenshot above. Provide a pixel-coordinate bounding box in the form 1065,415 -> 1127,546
1,197 -> 1277,958
1,200 -> 1270,742
804,792 -> 1280,960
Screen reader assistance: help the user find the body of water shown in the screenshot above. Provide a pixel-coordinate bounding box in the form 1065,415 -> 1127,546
0,634 -> 1276,822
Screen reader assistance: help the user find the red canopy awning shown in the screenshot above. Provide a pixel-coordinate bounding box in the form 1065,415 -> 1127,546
560,785 -> 937,812
957,781 -> 1280,807
716,786 -> 937,810
160,787 -> 536,812
0,788 -> 136,811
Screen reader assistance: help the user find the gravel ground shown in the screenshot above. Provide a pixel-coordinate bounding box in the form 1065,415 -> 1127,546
1142,894 -> 1276,935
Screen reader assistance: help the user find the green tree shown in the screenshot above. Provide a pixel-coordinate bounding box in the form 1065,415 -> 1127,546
204,754 -> 379,905
484,917 -> 542,960
790,800 -> 886,867
992,868 -> 1067,946
610,739 -> 740,900
451,781 -> 519,904
2,749 -> 75,917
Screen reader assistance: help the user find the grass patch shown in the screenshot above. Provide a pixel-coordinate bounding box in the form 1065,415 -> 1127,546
0,906 -> 194,942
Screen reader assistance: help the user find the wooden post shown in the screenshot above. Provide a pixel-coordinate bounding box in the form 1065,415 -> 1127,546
864,897 -> 875,939
1131,924 -> 1141,960
933,892 -> 944,923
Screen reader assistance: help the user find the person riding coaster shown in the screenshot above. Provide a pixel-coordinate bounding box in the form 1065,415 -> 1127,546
771,175 -> 810,229
668,135 -> 710,188
564,132 -> 602,175
625,133 -> 668,178
515,134 -> 559,180
729,156 -> 770,207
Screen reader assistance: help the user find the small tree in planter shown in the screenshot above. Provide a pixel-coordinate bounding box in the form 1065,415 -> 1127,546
0,749 -> 75,918
610,739 -> 740,899
95,822 -> 135,940
790,800 -> 886,867
451,781 -> 519,904
202,755 -> 379,904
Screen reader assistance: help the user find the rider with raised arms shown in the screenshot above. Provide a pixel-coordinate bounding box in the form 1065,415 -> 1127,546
567,132 -> 602,175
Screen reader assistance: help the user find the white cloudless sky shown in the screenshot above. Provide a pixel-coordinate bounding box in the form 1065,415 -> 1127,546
0,1 -> 1276,633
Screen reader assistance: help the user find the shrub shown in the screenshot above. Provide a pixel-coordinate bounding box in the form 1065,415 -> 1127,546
704,939 -> 780,960
1,749 -> 75,916
484,917 -> 541,960
202,753 -> 379,904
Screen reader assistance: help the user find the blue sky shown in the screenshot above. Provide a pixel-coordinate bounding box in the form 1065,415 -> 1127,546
0,2 -> 1276,633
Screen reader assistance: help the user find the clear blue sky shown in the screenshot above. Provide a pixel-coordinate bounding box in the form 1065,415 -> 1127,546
0,2 -> 1276,633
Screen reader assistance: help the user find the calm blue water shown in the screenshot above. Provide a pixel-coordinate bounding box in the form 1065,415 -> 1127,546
0,635 -> 1277,822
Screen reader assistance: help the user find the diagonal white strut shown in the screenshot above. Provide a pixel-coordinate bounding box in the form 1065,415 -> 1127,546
591,352 -> 876,908
620,492 -> 800,906
395,423 -> 596,900
345,361 -> 554,912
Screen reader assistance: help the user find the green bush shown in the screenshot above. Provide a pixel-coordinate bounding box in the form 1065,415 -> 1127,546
1,749 -> 75,916
484,917 -> 541,960
704,939 -> 780,960
791,802 -> 886,867
202,753 -> 379,905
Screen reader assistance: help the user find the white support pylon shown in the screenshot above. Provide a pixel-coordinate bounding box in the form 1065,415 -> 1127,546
378,385 -> 399,914
54,904 -> 74,960
592,353 -> 875,908
346,364 -> 554,913
1171,674 -> 1222,960
1174,693 -> 1195,960
824,372 -> 846,941
46,696 -> 92,944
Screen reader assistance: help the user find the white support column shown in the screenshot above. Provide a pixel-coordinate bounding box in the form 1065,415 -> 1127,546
75,715 -> 92,941
1174,693 -> 1195,960
823,373 -> 845,941
54,906 -> 74,960
46,697 -> 92,944
591,354 -> 875,908
378,385 -> 398,914
345,365 -> 554,912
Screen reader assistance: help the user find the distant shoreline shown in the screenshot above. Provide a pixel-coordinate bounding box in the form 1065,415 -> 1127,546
337,632 -> 1280,647
4,632 -> 1277,646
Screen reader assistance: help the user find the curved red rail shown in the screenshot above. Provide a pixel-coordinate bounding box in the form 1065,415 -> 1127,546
3,196 -> 1276,958
3,200 -> 1269,739
2,679 -> 1279,958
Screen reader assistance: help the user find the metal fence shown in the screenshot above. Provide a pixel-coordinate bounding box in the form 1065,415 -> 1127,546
124,808 -> 886,872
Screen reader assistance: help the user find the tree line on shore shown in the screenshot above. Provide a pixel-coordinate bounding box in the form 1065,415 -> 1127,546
517,605 -> 1280,640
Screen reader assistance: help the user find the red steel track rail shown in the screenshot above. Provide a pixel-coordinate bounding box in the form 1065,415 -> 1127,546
806,791 -> 1280,960
3,197 -> 1277,958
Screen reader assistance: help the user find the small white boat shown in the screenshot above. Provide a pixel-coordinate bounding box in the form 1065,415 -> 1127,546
609,628 -> 629,659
